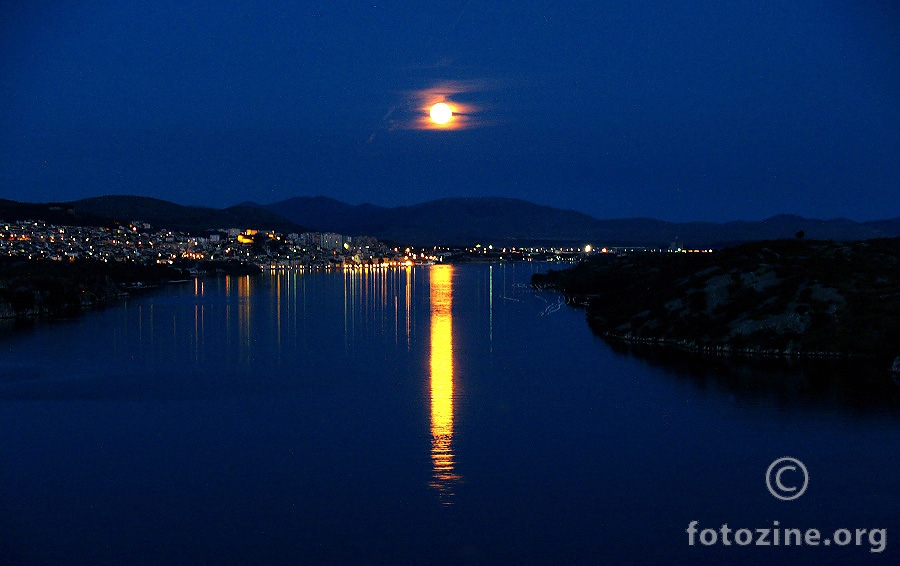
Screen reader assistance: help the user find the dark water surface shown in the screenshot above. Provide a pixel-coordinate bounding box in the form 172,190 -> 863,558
1,264 -> 897,565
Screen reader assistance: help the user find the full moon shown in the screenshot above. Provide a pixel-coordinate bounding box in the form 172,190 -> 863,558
429,102 -> 453,125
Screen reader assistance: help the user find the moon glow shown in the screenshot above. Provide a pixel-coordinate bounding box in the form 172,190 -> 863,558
429,102 -> 453,125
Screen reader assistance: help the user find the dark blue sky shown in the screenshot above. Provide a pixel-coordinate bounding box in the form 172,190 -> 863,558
2,1 -> 898,221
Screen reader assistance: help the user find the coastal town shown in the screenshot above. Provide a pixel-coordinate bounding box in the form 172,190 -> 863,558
0,218 -> 667,270
0,219 -> 432,269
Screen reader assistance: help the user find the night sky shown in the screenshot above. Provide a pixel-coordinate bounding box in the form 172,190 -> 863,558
2,1 -> 898,222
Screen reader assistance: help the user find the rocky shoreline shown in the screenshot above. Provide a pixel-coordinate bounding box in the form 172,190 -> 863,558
596,331 -> 854,359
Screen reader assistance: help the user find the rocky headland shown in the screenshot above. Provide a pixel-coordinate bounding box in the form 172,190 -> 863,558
533,238 -> 900,365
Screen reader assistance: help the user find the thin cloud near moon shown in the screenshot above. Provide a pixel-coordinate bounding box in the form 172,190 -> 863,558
400,79 -> 495,131
365,78 -> 502,142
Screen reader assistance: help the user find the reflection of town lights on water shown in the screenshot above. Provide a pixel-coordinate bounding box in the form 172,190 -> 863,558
429,265 -> 459,503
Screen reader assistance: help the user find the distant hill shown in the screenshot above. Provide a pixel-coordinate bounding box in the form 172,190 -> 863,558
0,196 -> 308,234
256,196 -> 390,236
0,199 -> 113,228
263,196 -> 900,247
261,196 -> 604,245
3,194 -> 898,246
863,218 -> 900,235
69,196 -> 308,233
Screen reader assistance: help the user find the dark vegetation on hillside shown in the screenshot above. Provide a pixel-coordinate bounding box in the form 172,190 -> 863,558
0,257 -> 265,318
0,258 -> 181,318
0,257 -> 264,320
533,238 -> 900,360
